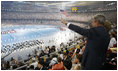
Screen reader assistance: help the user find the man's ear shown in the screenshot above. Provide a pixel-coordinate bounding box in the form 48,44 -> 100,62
96,21 -> 99,25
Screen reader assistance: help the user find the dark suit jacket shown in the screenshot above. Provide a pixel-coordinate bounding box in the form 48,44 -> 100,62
68,24 -> 110,68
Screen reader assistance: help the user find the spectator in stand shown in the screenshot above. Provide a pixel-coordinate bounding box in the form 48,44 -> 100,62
108,33 -> 117,49
109,57 -> 117,69
28,54 -> 31,60
112,30 -> 117,41
61,48 -> 64,53
50,46 -> 56,52
49,54 -> 58,66
34,49 -> 38,56
30,59 -> 38,69
108,47 -> 117,62
65,48 -> 69,55
71,54 -> 82,70
58,51 -> 63,60
47,46 -> 51,53
6,61 -> 10,69
63,52 -> 71,61
39,50 -> 45,57
44,47 -> 49,55
1,64 -> 5,70
10,57 -> 17,66
61,15 -> 110,70
75,43 -> 81,55
102,57 -> 117,70
63,52 -> 72,69
51,57 -> 65,70
103,20 -> 112,32
35,58 -> 47,70
63,59 -> 72,70
35,55 -> 38,62
45,55 -> 51,68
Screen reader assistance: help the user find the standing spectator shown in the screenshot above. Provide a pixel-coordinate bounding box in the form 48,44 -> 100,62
109,33 -> 117,48
61,15 -> 110,69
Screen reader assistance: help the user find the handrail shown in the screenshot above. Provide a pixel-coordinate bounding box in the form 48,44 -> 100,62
14,64 -> 27,70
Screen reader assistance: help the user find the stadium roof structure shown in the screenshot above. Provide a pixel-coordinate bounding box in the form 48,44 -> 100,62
23,1 -> 116,7
18,1 -> 117,12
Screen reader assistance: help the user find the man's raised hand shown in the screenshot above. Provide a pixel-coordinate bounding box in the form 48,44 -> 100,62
61,18 -> 67,25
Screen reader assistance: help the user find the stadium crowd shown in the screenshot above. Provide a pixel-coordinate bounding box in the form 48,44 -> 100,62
1,1 -> 117,70
1,40 -> 43,57
2,12 -> 62,20
1,28 -> 117,70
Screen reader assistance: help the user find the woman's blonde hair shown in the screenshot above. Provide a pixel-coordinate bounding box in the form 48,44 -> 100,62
104,20 -> 112,32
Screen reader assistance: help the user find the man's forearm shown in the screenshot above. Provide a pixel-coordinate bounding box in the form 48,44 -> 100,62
67,23 -> 89,37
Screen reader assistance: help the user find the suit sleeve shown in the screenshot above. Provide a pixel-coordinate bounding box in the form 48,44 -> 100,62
68,24 -> 89,37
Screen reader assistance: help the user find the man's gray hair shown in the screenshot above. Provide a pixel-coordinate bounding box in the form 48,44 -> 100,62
93,14 -> 106,25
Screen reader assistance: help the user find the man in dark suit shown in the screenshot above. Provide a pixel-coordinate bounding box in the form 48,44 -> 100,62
61,15 -> 110,70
